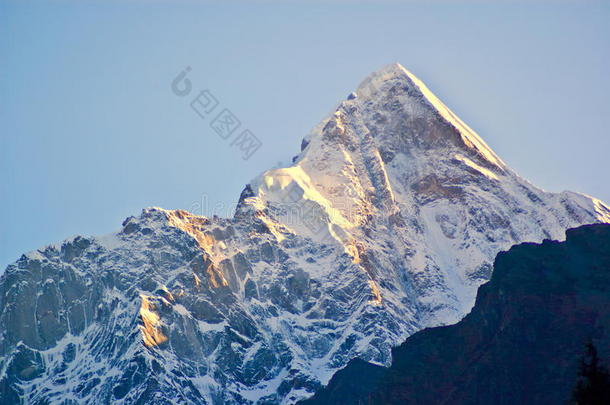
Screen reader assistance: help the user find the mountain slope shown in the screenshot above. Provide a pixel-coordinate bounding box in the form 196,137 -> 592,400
301,224 -> 610,405
1,64 -> 609,404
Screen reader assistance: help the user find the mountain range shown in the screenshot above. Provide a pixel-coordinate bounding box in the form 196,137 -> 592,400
1,63 -> 609,404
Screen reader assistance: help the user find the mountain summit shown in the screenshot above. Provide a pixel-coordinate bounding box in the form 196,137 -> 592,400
1,64 -> 609,404
357,63 -> 505,169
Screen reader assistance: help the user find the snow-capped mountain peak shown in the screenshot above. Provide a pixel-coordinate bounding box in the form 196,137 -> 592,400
1,64 -> 609,405
247,63 -> 507,253
356,63 -> 505,168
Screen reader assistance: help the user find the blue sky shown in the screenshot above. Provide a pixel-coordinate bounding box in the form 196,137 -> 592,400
1,0 -> 609,270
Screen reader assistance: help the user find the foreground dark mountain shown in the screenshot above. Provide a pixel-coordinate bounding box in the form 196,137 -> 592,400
302,224 -> 610,405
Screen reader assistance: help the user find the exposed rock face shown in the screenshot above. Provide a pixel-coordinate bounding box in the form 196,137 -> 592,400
1,64 -> 609,404
301,224 -> 610,405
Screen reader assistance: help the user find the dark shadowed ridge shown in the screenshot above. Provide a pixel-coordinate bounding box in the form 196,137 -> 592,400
301,224 -> 610,405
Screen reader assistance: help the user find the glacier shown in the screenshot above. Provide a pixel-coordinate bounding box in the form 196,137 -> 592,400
1,63 -> 609,404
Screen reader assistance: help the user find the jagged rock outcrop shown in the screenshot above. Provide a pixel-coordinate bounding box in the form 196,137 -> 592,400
1,64 -> 609,404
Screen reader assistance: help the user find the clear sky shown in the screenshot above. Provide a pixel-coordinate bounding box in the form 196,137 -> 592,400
1,0 -> 609,271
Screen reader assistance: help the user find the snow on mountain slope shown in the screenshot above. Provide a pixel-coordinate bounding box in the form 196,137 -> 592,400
1,63 -> 609,405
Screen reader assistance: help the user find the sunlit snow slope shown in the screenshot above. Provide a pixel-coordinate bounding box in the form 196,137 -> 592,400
1,63 -> 609,405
